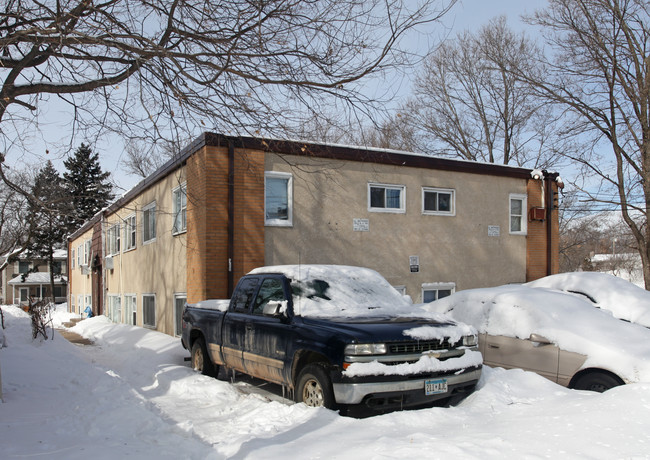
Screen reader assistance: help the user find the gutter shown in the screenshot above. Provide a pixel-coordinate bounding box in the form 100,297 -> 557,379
228,140 -> 235,296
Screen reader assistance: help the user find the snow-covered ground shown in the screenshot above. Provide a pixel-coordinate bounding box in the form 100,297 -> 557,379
2,304 -> 650,459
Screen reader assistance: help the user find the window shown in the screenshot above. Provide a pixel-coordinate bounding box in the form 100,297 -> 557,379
368,183 -> 405,212
18,261 -> 30,274
107,294 -> 121,323
124,294 -> 137,326
85,295 -> 92,312
124,215 -> 136,251
265,172 -> 293,226
84,240 -> 91,265
174,293 -> 187,336
20,288 -> 29,303
253,278 -> 285,315
172,184 -> 187,234
78,295 -> 83,314
77,244 -> 82,267
70,295 -> 75,313
422,283 -> 456,303
71,249 -> 75,270
422,187 -> 455,216
106,223 -> 121,256
233,277 -> 259,313
509,194 -> 527,234
143,294 -> 156,328
54,285 -> 65,299
393,285 -> 406,296
143,202 -> 157,243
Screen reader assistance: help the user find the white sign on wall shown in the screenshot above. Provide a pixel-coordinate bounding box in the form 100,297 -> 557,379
488,225 -> 501,237
353,218 -> 369,232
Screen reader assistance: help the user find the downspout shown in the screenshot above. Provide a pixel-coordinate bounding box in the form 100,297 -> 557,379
546,176 -> 553,276
227,140 -> 235,296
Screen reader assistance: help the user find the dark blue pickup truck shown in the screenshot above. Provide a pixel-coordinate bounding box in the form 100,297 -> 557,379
181,265 -> 482,412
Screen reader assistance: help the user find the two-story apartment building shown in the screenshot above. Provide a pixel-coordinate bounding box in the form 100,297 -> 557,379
1,250 -> 68,305
67,133 -> 561,337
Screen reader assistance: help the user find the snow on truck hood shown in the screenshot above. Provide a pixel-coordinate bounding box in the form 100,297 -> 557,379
249,265 -> 476,340
423,284 -> 650,383
525,272 -> 650,328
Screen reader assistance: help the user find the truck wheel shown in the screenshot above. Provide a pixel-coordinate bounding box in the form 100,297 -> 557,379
295,364 -> 336,409
191,337 -> 218,377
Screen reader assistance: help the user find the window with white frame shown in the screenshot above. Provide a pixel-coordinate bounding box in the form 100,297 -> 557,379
509,194 -> 527,234
124,214 -> 136,251
422,282 -> 456,303
107,294 -> 121,323
422,187 -> 455,216
70,295 -> 75,313
143,294 -> 156,328
172,184 -> 187,234
85,295 -> 92,312
124,294 -> 137,326
143,202 -> 157,243
368,183 -> 405,212
174,293 -> 187,337
77,295 -> 83,314
71,249 -> 75,270
106,223 -> 121,256
77,244 -> 82,267
265,172 -> 293,226
84,240 -> 91,265
18,261 -> 30,274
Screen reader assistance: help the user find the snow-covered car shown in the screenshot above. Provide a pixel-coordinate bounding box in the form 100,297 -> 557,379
525,272 -> 650,328
423,284 -> 650,392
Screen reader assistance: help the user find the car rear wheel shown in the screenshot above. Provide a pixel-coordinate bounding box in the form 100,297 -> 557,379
295,364 -> 336,409
572,371 -> 623,393
191,337 -> 218,377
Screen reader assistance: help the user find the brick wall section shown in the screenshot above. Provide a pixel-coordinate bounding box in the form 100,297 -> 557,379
186,145 -> 265,302
526,179 -> 560,281
232,148 -> 265,283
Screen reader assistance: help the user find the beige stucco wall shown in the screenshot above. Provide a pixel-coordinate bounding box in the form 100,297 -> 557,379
68,168 -> 187,335
264,154 -> 528,302
68,227 -> 94,314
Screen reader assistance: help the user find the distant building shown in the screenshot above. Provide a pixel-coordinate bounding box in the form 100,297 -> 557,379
0,250 -> 68,305
67,133 -> 561,337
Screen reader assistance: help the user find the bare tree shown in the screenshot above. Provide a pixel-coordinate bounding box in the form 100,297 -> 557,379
0,168 -> 33,272
511,0 -> 650,289
404,16 -> 561,167
0,0 -> 457,196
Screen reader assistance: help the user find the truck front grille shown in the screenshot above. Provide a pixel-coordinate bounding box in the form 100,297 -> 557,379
388,339 -> 456,354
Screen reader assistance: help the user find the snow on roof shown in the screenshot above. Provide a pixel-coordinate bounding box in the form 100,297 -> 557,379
424,284 -> 650,383
525,272 -> 650,327
9,272 -> 67,285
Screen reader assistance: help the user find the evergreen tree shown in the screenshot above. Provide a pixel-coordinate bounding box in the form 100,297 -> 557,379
63,143 -> 114,230
25,161 -> 73,302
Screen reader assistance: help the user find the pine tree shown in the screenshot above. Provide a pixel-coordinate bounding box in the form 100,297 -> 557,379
25,161 -> 73,303
63,143 -> 114,230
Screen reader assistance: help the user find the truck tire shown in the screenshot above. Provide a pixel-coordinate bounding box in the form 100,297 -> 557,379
295,364 -> 336,409
191,337 -> 218,377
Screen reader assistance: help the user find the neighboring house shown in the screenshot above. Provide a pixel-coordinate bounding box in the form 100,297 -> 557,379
67,133 -> 561,337
0,249 -> 68,305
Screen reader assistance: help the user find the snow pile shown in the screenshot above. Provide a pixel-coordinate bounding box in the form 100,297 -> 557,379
344,350 -> 483,377
424,285 -> 650,383
3,303 -> 650,458
526,271 -> 650,327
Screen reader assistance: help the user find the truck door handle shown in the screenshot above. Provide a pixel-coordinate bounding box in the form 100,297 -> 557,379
488,344 -> 500,349
246,324 -> 254,331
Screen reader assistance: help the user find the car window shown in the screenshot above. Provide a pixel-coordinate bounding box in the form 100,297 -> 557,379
253,278 -> 286,315
233,277 -> 259,313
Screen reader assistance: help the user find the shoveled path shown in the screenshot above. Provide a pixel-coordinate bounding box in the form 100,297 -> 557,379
56,328 -> 93,345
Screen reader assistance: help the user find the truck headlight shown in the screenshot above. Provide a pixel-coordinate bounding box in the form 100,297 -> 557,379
462,334 -> 478,347
344,343 -> 387,355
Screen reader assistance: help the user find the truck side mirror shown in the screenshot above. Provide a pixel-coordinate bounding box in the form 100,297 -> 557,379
263,300 -> 286,318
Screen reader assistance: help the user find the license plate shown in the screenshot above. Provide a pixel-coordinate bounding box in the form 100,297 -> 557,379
425,379 -> 448,395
